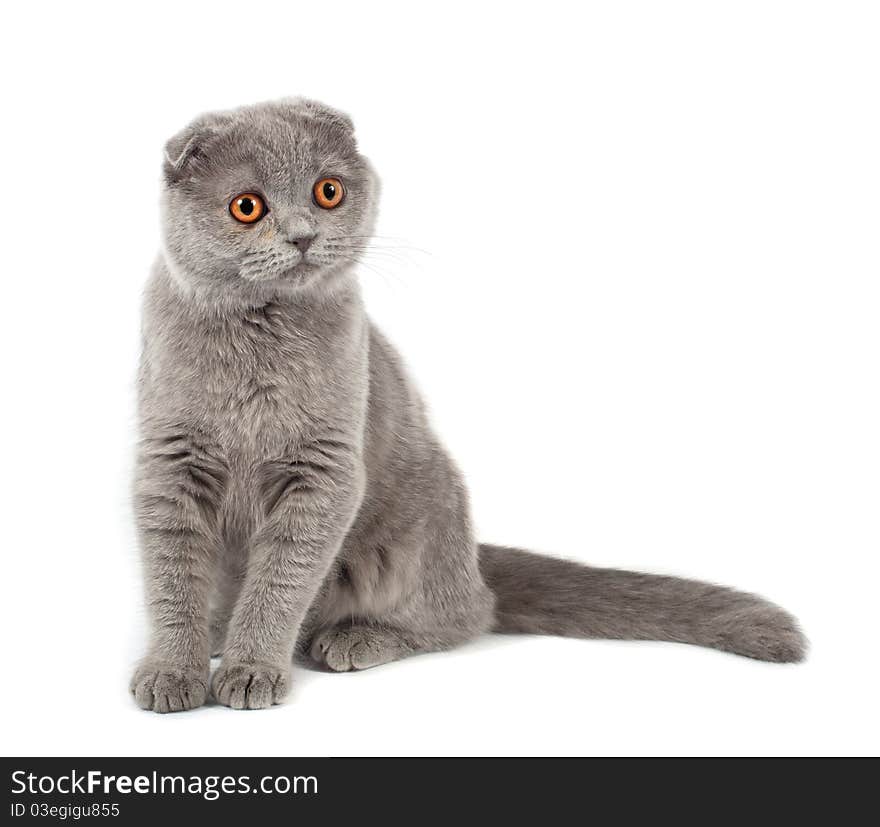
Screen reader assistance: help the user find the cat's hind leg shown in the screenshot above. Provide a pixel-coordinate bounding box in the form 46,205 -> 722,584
308,582 -> 495,672
308,478 -> 496,672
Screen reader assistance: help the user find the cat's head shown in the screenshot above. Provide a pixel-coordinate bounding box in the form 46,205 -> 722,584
159,98 -> 378,300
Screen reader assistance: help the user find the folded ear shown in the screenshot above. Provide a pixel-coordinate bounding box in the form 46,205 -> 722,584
293,97 -> 355,133
162,119 -> 218,184
270,97 -> 356,141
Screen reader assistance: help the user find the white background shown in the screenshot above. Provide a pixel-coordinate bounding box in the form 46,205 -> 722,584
1,1 -> 878,757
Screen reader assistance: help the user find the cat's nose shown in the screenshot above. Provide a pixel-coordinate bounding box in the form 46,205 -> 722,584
285,233 -> 315,253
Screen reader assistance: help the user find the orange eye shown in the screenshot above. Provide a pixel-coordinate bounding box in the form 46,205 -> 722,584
229,193 -> 266,224
313,177 -> 344,209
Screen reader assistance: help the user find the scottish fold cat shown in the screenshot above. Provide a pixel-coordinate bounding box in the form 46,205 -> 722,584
131,98 -> 804,712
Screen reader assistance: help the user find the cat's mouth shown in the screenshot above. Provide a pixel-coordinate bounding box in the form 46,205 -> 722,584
247,259 -> 313,284
238,249 -> 335,287
279,260 -> 313,279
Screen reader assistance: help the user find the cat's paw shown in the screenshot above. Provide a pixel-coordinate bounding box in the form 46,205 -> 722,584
211,661 -> 290,710
130,661 -> 208,713
310,626 -> 407,672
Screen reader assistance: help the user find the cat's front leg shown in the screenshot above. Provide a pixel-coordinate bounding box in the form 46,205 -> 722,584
212,441 -> 363,709
130,430 -> 227,713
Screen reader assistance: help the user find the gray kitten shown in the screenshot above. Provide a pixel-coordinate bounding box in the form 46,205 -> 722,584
131,98 -> 806,713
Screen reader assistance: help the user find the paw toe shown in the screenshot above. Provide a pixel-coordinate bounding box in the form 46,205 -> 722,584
130,663 -> 208,714
310,627 -> 404,672
211,662 -> 289,709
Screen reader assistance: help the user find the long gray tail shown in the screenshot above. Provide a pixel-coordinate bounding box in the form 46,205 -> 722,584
478,544 -> 806,662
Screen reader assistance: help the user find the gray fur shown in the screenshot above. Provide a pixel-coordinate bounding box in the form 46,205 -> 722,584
130,98 -> 806,713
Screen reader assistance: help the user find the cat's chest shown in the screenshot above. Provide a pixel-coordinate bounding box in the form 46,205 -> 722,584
146,305 -> 365,449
